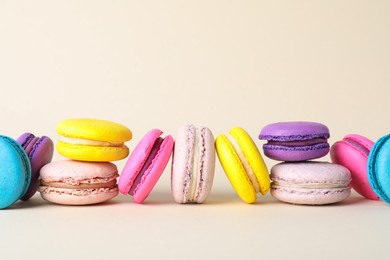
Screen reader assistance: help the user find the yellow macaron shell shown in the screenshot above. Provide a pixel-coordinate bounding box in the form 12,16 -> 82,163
57,118 -> 132,143
229,127 -> 270,195
57,118 -> 132,161
216,134 -> 257,203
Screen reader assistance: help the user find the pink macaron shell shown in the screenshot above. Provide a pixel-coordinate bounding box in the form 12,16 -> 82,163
118,129 -> 163,194
132,136 -> 174,203
330,134 -> 378,200
39,187 -> 118,205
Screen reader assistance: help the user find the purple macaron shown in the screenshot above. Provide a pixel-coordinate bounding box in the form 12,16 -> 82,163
259,121 -> 330,161
17,133 -> 54,201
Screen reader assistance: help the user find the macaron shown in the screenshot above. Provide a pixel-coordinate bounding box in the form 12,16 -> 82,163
39,160 -> 119,205
56,118 -> 132,162
17,133 -> 54,201
0,135 -> 31,209
259,121 -> 330,161
270,162 -> 351,205
367,134 -> 390,204
331,134 -> 378,200
215,127 -> 270,204
171,125 -> 215,204
118,129 -> 174,203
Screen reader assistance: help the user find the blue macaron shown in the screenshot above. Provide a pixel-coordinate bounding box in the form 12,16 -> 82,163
0,135 -> 31,209
367,134 -> 390,204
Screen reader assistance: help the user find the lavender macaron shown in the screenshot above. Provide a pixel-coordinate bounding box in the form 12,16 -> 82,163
259,121 -> 330,161
17,133 -> 54,201
270,162 -> 351,205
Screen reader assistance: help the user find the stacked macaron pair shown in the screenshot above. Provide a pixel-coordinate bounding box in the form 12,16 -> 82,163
38,119 -> 132,205
0,133 -> 54,209
259,122 -> 352,205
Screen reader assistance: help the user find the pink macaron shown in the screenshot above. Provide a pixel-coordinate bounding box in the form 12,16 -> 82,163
118,129 -> 174,203
39,160 -> 119,205
330,134 -> 379,200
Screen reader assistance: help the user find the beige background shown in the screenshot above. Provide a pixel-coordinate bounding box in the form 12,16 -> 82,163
1,1 -> 390,259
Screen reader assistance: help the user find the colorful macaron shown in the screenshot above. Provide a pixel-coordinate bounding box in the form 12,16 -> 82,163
270,162 -> 351,205
367,134 -> 390,204
331,134 -> 378,200
118,129 -> 174,203
56,118 -> 132,162
171,125 -> 215,204
0,135 -> 31,209
259,121 -> 330,161
216,127 -> 270,204
39,160 -> 119,205
17,133 -> 54,201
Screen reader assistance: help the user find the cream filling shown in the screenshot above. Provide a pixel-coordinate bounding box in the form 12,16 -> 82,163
226,134 -> 260,193
188,128 -> 199,202
59,136 -> 123,147
272,181 -> 347,189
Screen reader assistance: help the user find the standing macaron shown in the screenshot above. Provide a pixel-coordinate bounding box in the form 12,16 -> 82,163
56,118 -> 132,162
215,127 -> 270,204
259,121 -> 330,161
17,133 -> 54,201
270,162 -> 351,205
118,129 -> 174,203
171,125 -> 215,204
39,160 -> 119,205
0,135 -> 31,209
331,134 -> 378,200
367,134 -> 390,204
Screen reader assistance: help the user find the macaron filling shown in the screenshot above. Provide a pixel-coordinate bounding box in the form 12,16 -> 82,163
266,138 -> 327,147
344,138 -> 370,156
129,137 -> 164,196
39,186 -> 118,196
59,136 -> 124,147
225,134 -> 260,193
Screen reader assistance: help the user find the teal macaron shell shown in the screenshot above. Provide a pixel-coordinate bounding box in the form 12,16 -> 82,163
0,135 -> 31,209
368,134 -> 390,204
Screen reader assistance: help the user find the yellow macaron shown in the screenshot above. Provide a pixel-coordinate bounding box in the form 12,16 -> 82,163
56,118 -> 132,162
216,127 -> 270,203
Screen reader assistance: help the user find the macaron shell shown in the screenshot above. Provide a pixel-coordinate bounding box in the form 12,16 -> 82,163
368,134 -> 390,203
263,143 -> 330,161
171,125 -> 194,203
229,127 -> 270,195
271,187 -> 351,205
19,135 -> 54,201
57,118 -> 132,143
57,142 -> 129,161
193,127 -> 215,203
118,129 -> 164,194
39,187 -> 118,205
330,135 -> 378,200
132,135 -> 174,203
0,136 -> 31,209
215,134 -> 256,204
259,121 -> 330,141
40,160 -> 118,181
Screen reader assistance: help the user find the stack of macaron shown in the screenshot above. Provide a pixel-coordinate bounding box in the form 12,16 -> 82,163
38,119 -> 132,205
259,122 -> 352,205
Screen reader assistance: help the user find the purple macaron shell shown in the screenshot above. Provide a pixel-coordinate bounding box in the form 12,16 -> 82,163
264,143 -> 330,161
17,133 -> 54,201
259,122 -> 330,161
259,121 -> 330,141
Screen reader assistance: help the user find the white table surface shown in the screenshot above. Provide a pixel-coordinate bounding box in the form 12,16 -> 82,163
2,185 -> 389,260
